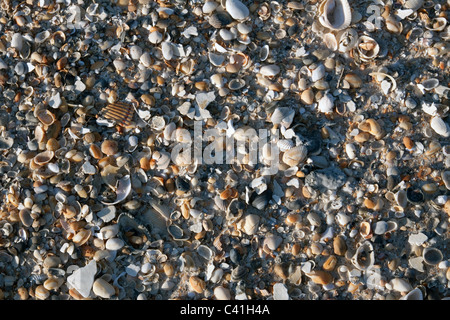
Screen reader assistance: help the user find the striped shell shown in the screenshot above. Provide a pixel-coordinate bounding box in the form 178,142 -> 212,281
102,102 -> 134,127
277,139 -> 294,152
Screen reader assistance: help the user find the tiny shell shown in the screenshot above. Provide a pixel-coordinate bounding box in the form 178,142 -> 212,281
225,0 -> 250,20
317,93 -> 335,113
36,109 -> 55,126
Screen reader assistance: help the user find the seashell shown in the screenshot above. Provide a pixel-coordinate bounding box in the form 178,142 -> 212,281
208,52 -> 225,67
264,234 -> 282,251
242,214 -> 260,235
15,62 -> 28,75
93,278 -> 115,299
390,278 -> 412,293
72,229 -> 92,246
34,151 -> 55,166
323,255 -> 337,271
101,175 -> 132,205
260,64 -> 281,77
231,265 -> 248,281
270,107 -> 295,128
117,213 -> 151,251
209,12 -> 234,28
422,247 -> 443,265
406,187 -> 424,204
336,28 -> 358,52
323,33 -> 338,51
214,286 -> 231,300
345,143 -> 357,159
161,42 -> 174,60
300,88 -> 314,105
385,15 -> 403,34
344,73 -> 362,88
356,36 -> 380,62
425,17 -> 447,32
277,139 -> 294,152
189,276 -> 206,293
430,116 -> 450,137
167,223 -> 188,241
197,245 -> 214,261
228,78 -> 245,90
395,189 -> 407,208
317,93 -> 335,113
359,221 -> 372,239
260,44 -> 270,62
441,171 -> 450,190
225,0 -> 250,20
282,145 -> 307,166
102,102 -> 134,127
422,78 -> 439,90
35,285 -> 50,300
318,0 -> 352,31
351,241 -> 375,271
203,0 -> 219,13
359,118 -> 384,139
36,109 -> 55,126
400,287 -> 424,300
333,236 -> 347,256
306,270 -> 333,285
35,30 -> 51,44
311,64 -> 326,82
404,0 -> 424,11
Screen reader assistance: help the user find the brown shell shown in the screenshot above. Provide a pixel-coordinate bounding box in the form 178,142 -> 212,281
102,102 -> 135,127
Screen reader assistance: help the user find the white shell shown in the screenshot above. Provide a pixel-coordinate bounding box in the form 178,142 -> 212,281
214,286 -> 231,300
430,116 -> 450,137
404,0 -> 424,11
357,36 -> 380,61
242,214 -> 260,235
318,93 -> 335,113
277,139 -> 294,152
260,44 -> 270,61
441,171 -> 450,190
390,278 -> 413,293
318,0 -> 352,31
395,189 -> 408,208
351,241 -> 374,271
337,28 -> 358,52
263,234 -> 282,251
400,288 -> 423,300
282,145 -> 308,166
323,33 -> 338,51
260,64 -> 281,77
225,0 -> 249,20
345,143 -> 357,159
311,64 -> 326,82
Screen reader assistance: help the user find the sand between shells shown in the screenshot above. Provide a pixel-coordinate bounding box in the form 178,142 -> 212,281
0,0 -> 449,300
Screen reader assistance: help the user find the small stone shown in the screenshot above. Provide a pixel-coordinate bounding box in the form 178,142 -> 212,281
129,45 -> 143,60
408,232 -> 428,246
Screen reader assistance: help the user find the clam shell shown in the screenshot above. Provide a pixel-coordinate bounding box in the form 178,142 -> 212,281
225,0 -> 250,20
36,109 -> 56,126
34,151 -> 55,166
337,28 -> 358,52
318,0 -> 352,31
318,93 -> 335,113
422,247 -> 443,265
282,145 -> 307,166
400,287 -> 423,300
100,175 -> 132,205
430,116 -> 450,137
323,33 -> 338,51
357,36 -> 380,61
197,245 -> 215,261
117,212 -> 152,251
351,241 -> 375,271
167,223 -> 188,241
260,44 -> 270,61
404,0 -> 424,11
35,30 -> 50,44
395,189 -> 408,208
425,17 -> 447,32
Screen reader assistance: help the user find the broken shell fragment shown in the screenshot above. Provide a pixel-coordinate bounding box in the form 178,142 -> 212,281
318,0 -> 352,31
351,241 -> 375,271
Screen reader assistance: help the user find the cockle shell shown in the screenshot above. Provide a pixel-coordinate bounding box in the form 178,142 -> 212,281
318,0 -> 352,31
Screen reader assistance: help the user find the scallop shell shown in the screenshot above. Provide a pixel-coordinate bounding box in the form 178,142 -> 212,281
351,241 -> 375,271
318,0 -> 352,31
277,139 -> 294,152
102,102 -> 134,127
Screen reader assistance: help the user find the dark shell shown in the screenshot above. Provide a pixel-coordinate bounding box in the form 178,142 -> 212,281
117,212 -> 152,252
231,265 -> 248,282
406,187 -> 424,204
175,176 -> 190,192
229,248 -> 242,264
251,190 -> 273,210
208,12 -> 233,29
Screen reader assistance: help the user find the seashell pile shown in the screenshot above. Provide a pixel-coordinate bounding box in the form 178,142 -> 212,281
0,0 -> 447,302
